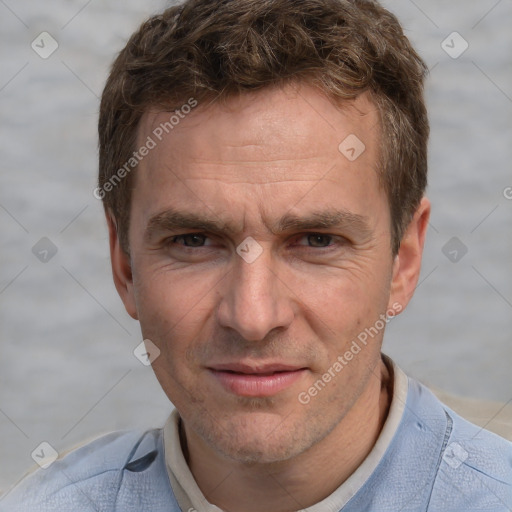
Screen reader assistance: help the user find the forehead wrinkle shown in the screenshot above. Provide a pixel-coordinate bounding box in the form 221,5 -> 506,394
181,176 -> 328,185
167,157 -> 344,186
185,156 -> 331,165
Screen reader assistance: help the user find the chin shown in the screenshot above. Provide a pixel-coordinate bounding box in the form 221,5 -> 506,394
196,409 -> 316,465
218,433 -> 305,465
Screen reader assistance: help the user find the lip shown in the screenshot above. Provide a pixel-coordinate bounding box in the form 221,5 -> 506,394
208,362 -> 307,397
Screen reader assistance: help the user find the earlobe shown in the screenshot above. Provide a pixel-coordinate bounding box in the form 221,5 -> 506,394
106,212 -> 139,320
388,197 -> 431,312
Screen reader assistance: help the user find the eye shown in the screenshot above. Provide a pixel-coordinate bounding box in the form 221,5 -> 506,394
307,234 -> 333,247
171,233 -> 210,247
297,234 -> 335,248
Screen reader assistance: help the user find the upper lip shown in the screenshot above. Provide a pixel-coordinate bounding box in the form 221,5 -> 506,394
208,362 -> 306,374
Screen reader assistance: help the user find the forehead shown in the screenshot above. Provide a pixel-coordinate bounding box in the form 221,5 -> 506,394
131,83 -> 385,233
136,84 -> 381,180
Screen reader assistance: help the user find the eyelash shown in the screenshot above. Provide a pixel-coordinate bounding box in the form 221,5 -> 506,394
167,233 -> 340,249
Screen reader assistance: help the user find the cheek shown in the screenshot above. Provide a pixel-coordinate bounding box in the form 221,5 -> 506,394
293,267 -> 392,376
132,268 -> 217,357
134,261 -> 219,316
293,265 -> 386,328
132,270 -> 216,408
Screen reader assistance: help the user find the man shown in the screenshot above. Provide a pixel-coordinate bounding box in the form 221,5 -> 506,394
2,0 -> 511,510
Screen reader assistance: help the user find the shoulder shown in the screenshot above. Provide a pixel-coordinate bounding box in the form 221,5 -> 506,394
0,428 -> 179,511
430,403 -> 512,511
407,378 -> 512,511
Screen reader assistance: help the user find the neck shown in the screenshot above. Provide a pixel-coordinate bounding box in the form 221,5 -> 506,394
181,357 -> 393,512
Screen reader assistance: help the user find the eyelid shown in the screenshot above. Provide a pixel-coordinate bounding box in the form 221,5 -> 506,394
292,232 -> 344,245
170,233 -> 212,245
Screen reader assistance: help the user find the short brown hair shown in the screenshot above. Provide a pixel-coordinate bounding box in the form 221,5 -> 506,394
98,0 -> 429,255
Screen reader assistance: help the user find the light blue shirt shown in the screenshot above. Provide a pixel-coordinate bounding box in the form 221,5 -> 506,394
1,373 -> 511,511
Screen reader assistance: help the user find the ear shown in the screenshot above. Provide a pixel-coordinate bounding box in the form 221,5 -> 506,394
388,197 -> 431,312
106,211 -> 138,320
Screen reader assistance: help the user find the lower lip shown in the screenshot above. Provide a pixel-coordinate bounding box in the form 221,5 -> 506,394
209,369 -> 306,397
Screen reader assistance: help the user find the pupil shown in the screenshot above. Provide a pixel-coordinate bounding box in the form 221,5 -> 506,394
309,235 -> 329,247
186,234 -> 204,246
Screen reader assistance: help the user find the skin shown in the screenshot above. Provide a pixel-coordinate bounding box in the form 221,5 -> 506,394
107,82 -> 430,512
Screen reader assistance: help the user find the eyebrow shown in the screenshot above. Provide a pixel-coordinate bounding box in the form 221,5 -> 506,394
144,207 -> 373,243
275,210 -> 372,237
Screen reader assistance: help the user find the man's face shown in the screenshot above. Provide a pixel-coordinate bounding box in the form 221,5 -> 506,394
117,84 -> 406,463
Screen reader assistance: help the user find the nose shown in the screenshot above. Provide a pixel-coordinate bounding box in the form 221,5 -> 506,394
216,245 -> 294,342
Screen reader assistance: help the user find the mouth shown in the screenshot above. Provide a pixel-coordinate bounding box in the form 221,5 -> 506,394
208,363 -> 308,397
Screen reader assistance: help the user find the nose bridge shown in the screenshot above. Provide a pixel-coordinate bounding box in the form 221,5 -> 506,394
217,245 -> 293,341
237,249 -> 274,304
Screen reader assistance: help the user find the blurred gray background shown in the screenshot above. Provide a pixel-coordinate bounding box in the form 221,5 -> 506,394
1,0 -> 511,494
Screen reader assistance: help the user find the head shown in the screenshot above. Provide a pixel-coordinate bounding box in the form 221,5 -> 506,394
99,0 -> 430,464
